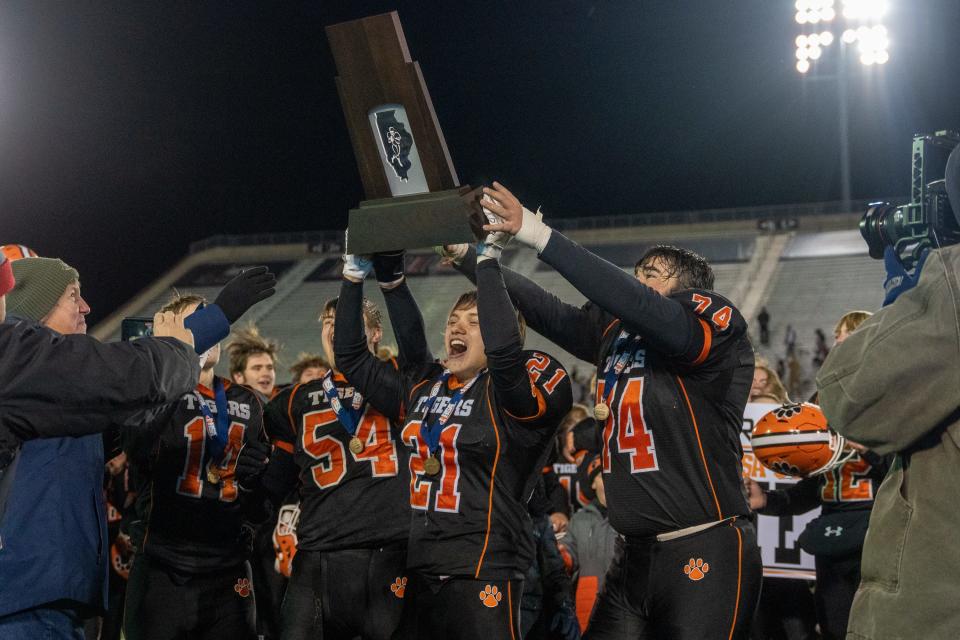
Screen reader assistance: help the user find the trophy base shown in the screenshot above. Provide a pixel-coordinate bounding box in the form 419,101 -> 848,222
346,186 -> 483,254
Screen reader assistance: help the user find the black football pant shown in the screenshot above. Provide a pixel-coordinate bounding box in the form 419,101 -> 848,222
280,545 -> 407,640
250,522 -> 287,639
391,574 -> 524,640
584,518 -> 762,640
814,554 -> 861,640
750,578 -> 817,640
123,555 -> 256,640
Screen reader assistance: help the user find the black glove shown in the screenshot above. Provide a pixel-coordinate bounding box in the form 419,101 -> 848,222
235,440 -> 271,492
372,251 -> 405,288
550,600 -> 581,640
213,266 -> 277,324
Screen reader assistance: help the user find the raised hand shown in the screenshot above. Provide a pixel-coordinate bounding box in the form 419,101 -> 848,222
372,251 -> 405,289
342,254 -> 373,283
480,181 -> 552,253
213,266 -> 277,323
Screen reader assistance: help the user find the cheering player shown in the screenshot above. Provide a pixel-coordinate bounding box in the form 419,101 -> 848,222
334,234 -> 573,640
123,295 -> 267,640
244,252 -> 428,640
458,182 -> 762,639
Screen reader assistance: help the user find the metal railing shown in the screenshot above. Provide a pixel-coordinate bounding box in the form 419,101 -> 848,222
188,197 -> 901,254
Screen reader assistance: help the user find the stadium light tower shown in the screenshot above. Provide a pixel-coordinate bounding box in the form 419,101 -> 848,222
793,0 -> 891,211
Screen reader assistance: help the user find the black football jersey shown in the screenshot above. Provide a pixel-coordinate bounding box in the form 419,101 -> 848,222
396,351 -> 572,580
264,373 -> 411,552
593,288 -> 754,537
818,451 -> 888,514
127,378 -> 265,573
762,451 -> 890,519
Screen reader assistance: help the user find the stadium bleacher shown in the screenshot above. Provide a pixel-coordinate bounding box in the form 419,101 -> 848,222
92,203 -> 891,392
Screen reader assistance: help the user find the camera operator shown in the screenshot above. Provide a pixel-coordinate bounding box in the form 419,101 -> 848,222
815,143 -> 960,640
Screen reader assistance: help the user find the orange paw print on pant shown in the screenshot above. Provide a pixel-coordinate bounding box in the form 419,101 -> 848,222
479,584 -> 502,608
390,577 -> 407,599
234,578 -> 252,597
683,557 -> 710,581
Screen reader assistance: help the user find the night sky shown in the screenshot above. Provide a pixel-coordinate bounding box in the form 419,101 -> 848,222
1,1 -> 958,326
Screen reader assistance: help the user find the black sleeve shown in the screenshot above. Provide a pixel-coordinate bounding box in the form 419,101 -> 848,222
759,477 -> 822,517
334,279 -> 404,421
538,231 -> 706,360
536,515 -> 576,608
543,467 -> 571,517
258,447 -> 300,509
456,247 -> 606,363
382,280 -> 433,365
476,259 -> 540,419
0,322 -> 199,441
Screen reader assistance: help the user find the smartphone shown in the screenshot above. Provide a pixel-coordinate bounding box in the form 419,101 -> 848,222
121,317 -> 154,342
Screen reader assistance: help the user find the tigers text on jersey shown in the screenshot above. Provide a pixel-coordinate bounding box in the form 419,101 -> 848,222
397,351 -> 571,580
264,374 -> 411,552
594,289 -> 754,537
128,378 -> 264,574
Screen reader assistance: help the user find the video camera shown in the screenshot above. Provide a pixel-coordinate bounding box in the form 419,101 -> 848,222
860,130 -> 960,269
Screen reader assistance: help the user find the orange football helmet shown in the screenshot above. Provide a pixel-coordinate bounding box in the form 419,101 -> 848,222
272,502 -> 300,578
1,245 -> 38,261
751,402 -> 853,478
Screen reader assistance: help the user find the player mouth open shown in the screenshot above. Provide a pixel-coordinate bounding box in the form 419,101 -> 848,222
447,338 -> 468,361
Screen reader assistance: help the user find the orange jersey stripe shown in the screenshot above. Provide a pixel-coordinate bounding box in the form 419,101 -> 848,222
728,525 -> 744,640
286,383 -> 304,439
601,319 -> 619,339
503,386 -> 547,422
508,581 -> 517,640
692,319 -> 712,366
475,381 -> 502,578
272,439 -> 294,454
676,377 -> 723,520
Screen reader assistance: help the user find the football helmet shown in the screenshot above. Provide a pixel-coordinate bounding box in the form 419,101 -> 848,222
0,245 -> 38,261
272,502 -> 300,578
751,402 -> 854,478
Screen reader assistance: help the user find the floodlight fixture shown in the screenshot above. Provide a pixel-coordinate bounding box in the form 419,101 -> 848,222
797,59 -> 811,73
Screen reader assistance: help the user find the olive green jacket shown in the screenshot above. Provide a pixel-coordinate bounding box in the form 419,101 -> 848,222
816,245 -> 960,640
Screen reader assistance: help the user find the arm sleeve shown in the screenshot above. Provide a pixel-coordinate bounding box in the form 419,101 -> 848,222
258,448 -> 300,509
382,280 -> 433,365
758,477 -> 821,516
538,231 -> 711,361
816,247 -> 960,454
0,323 -> 199,440
538,517 -> 576,607
334,279 -> 404,421
543,467 -> 571,517
476,259 -> 541,420
456,246 -> 606,363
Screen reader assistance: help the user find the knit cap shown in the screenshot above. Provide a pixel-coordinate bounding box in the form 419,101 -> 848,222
7,257 -> 80,321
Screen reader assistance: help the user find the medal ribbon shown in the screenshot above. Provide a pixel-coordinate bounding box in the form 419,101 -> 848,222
419,370 -> 483,455
196,377 -> 231,470
320,371 -> 365,436
599,331 -> 642,407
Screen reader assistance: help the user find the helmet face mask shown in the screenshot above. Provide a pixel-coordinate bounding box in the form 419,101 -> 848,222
751,402 -> 854,478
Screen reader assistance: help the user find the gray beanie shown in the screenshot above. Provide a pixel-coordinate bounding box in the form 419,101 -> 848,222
7,257 -> 80,321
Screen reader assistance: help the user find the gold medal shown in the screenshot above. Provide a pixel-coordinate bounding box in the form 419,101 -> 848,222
206,466 -> 221,484
349,436 -> 365,454
594,402 -> 610,421
423,455 -> 442,476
